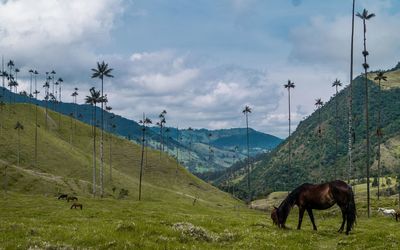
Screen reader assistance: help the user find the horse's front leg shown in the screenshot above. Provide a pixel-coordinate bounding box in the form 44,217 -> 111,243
307,208 -> 317,231
297,207 -> 305,230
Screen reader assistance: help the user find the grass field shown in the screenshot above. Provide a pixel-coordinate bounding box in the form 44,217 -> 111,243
2,189 -> 400,249
2,104 -> 400,249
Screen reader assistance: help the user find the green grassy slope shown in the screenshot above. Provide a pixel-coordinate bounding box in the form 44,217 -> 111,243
0,103 -> 234,204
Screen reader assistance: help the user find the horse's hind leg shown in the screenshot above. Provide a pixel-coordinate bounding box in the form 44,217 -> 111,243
297,207 -> 305,230
338,207 -> 346,233
307,208 -> 317,231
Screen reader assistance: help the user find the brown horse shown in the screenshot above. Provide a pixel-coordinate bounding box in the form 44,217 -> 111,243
67,196 -> 78,202
271,180 -> 356,235
58,194 -> 68,200
70,203 -> 83,210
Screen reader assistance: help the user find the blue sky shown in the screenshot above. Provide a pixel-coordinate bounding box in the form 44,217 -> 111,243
1,0 -> 400,137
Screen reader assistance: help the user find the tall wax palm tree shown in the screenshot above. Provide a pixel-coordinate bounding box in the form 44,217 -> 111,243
315,98 -> 324,182
91,61 -> 113,198
348,0 -> 356,185
14,121 -> 24,167
242,105 -> 252,202
374,71 -> 387,200
33,70 -> 39,166
138,115 -> 152,201
332,79 -> 342,179
357,8 -> 375,218
284,80 -> 295,173
85,87 -> 101,197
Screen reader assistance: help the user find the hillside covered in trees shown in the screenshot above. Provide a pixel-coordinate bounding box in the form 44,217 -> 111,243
222,64 -> 400,199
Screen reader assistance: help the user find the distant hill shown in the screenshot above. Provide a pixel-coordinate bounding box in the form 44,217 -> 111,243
152,127 -> 282,173
2,88 -> 282,174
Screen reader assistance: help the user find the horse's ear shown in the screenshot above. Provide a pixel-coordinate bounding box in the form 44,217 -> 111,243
273,206 -> 278,210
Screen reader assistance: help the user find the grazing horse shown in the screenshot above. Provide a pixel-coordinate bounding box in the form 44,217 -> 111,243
271,180 -> 356,235
67,196 -> 78,202
70,203 -> 83,210
58,194 -> 68,200
377,208 -> 396,217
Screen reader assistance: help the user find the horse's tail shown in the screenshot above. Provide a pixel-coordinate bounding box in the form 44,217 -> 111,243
346,186 -> 356,235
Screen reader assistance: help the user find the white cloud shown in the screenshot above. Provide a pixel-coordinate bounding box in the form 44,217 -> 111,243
0,0 -> 122,50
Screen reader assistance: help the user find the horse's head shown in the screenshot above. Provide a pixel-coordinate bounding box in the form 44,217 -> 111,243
271,206 -> 286,228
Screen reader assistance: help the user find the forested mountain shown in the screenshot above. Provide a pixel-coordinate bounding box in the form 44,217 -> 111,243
221,65 -> 400,200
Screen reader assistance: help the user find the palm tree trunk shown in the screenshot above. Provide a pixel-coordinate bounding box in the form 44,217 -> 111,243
348,0 -> 355,186
70,115 -> 73,145
288,89 -> 291,167
377,79 -> 382,200
319,108 -> 322,183
139,114 -> 145,201
93,104 -> 97,197
45,92 -> 48,130
176,127 -> 179,176
17,129 -> 20,167
3,165 -> 7,195
35,103 -> 38,166
109,131 -> 112,182
145,132 -> 148,170
100,78 -> 104,198
362,18 -> 371,218
246,113 -> 251,202
335,86 -> 338,180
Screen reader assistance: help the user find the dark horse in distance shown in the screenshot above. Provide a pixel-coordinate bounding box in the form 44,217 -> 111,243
271,180 -> 356,235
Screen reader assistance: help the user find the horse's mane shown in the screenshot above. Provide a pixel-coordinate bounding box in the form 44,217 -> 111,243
278,183 -> 310,224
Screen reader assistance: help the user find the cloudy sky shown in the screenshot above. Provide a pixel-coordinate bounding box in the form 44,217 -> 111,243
1,0 -> 400,138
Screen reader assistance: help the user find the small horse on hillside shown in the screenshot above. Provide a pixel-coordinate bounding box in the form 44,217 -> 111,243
70,203 -> 83,210
67,196 -> 78,202
58,194 -> 68,200
271,180 -> 356,235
